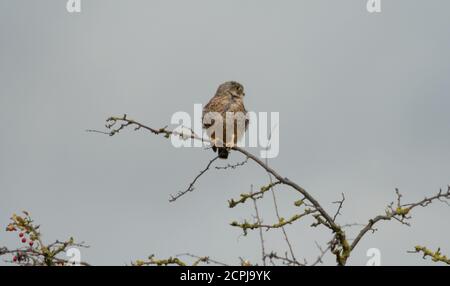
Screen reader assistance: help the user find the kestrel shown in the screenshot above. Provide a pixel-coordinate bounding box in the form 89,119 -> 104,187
202,81 -> 249,159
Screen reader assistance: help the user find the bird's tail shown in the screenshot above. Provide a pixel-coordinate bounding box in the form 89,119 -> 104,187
217,147 -> 229,159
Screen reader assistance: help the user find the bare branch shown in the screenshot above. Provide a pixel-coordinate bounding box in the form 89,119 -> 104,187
264,153 -> 298,264
94,116 -> 339,230
92,116 -> 351,264
176,253 -> 229,266
168,156 -> 220,202
89,116 -> 450,266
332,193 -> 345,222
310,241 -> 332,266
215,157 -> 249,170
249,185 -> 267,266
263,251 -> 305,266
350,187 -> 450,252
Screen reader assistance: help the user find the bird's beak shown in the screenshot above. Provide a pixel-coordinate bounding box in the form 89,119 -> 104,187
242,92 -> 246,97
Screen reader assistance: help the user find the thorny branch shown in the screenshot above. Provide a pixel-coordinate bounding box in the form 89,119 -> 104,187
332,193 -> 345,222
228,181 -> 281,208
168,156 -> 220,202
230,209 -> 317,235
408,246 -> 450,265
249,185 -> 267,266
85,115 -> 450,266
176,253 -> 229,266
263,251 -> 305,266
215,157 -> 249,170
264,153 -> 298,264
310,241 -> 332,266
350,187 -> 450,253
133,254 -> 187,266
133,253 -> 229,266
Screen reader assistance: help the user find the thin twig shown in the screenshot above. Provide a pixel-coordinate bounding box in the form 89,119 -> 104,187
168,156 -> 219,202
250,184 -> 266,266
263,251 -> 304,266
215,157 -> 249,170
264,147 -> 298,264
310,241 -> 332,266
350,187 -> 450,252
176,253 -> 229,266
332,193 -> 345,222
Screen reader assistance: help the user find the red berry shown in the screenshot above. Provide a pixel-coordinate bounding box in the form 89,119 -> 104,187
29,241 -> 34,246
21,238 -> 26,243
19,232 -> 24,238
13,256 -> 17,262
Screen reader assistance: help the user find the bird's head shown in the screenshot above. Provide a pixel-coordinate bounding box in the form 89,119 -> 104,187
217,81 -> 245,99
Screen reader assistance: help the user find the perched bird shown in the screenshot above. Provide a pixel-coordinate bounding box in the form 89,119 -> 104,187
202,81 -> 249,159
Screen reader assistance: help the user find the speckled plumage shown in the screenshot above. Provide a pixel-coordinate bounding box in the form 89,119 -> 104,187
202,81 -> 248,159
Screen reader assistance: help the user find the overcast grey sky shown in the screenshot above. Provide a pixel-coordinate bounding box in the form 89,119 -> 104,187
1,0 -> 449,265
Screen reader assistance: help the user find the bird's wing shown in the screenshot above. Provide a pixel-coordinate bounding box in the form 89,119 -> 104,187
202,95 -> 229,128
